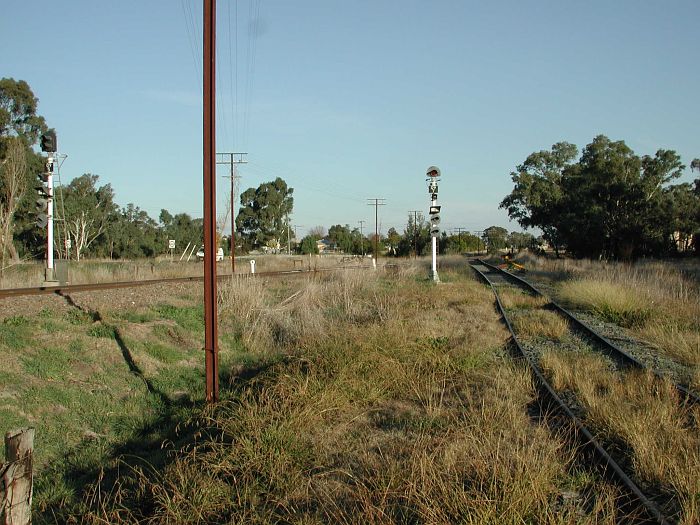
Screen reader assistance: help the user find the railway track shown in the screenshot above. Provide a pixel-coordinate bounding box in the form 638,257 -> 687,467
0,265 -> 372,300
471,259 -> 690,525
476,259 -> 699,406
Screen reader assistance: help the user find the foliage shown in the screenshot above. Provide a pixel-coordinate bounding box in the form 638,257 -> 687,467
501,135 -> 697,259
236,177 -> 293,251
299,235 -> 318,254
482,226 -> 508,253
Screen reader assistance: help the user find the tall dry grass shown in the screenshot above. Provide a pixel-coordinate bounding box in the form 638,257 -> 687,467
556,262 -> 700,370
541,350 -> 700,525
66,266 -> 625,523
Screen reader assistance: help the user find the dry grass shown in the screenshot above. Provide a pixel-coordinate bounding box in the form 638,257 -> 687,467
61,266 -> 627,523
499,287 -> 549,310
511,309 -> 569,341
541,350 -> 700,524
555,261 -> 700,369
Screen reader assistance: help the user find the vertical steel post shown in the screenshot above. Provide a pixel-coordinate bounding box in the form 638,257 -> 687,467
203,0 -> 219,403
230,158 -> 235,274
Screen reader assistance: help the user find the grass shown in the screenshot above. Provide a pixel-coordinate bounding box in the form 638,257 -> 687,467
511,309 -> 569,340
38,263 -> 631,523
499,287 -> 549,309
557,279 -> 654,328
555,261 -> 700,370
540,350 -> 700,524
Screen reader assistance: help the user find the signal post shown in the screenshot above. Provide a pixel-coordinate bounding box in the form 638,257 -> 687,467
426,166 -> 441,282
39,131 -> 58,284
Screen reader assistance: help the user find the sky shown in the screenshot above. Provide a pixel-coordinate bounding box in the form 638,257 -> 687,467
3,0 -> 699,239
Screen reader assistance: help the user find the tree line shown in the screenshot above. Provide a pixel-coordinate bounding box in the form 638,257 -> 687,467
501,136 -> 699,259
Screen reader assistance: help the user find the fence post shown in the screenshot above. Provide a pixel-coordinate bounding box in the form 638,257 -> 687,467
1,428 -> 35,525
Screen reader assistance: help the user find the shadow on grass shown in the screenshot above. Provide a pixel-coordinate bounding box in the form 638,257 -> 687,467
34,355 -> 284,524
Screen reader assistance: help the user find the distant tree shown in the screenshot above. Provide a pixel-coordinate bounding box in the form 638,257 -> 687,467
385,227 -> 401,255
299,235 -> 318,254
507,231 -> 536,252
499,142 -> 577,257
109,203 -> 159,258
56,174 -> 117,261
159,210 -> 203,255
308,225 -> 326,239
483,226 -> 508,253
444,232 -> 480,254
236,177 -> 293,250
397,212 -> 429,257
691,158 -> 700,173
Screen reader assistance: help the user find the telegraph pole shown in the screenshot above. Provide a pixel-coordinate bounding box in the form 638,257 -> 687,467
408,210 -> 420,258
203,0 -> 218,403
367,199 -> 386,261
453,227 -> 468,250
217,152 -> 247,273
358,220 -> 366,256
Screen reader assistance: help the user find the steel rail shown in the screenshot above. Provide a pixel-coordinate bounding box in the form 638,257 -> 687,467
0,265 -> 373,300
470,261 -> 672,525
477,259 -> 700,406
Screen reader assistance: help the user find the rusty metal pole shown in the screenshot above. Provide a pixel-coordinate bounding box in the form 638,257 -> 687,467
230,160 -> 235,274
203,0 -> 218,403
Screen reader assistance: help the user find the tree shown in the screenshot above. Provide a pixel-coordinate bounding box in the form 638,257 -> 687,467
299,235 -> 318,254
483,226 -> 508,253
108,204 -> 159,259
397,212 -> 430,257
159,210 -> 203,256
0,78 -> 49,259
0,137 -> 26,271
385,227 -> 401,255
500,142 -> 577,257
56,174 -> 116,261
236,177 -> 293,250
507,231 -> 536,252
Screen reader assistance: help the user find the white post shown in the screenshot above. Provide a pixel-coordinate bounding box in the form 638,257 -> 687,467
431,236 -> 437,275
249,259 -> 256,274
46,154 -> 55,280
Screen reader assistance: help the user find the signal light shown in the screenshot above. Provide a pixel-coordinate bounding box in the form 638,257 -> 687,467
429,205 -> 441,215
41,130 -> 57,153
430,215 -> 440,225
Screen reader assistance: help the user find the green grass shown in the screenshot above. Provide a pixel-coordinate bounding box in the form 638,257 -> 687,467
152,304 -> 204,332
141,341 -> 185,364
20,347 -> 74,380
0,315 -> 33,349
87,324 -> 116,339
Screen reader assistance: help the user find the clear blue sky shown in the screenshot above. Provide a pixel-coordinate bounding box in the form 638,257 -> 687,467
3,1 -> 699,238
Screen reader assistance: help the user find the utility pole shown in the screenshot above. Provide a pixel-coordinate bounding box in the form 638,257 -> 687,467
473,230 -> 484,254
408,210 -> 420,258
293,224 -> 303,253
217,152 -> 247,274
453,227 -> 468,251
203,0 -> 218,404
367,199 -> 386,262
358,220 -> 366,256
286,213 -> 291,255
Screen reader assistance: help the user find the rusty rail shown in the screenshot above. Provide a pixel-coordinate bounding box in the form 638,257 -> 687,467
0,266 -> 373,300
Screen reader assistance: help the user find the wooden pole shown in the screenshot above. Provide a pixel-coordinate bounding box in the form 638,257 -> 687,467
1,428 -> 35,525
